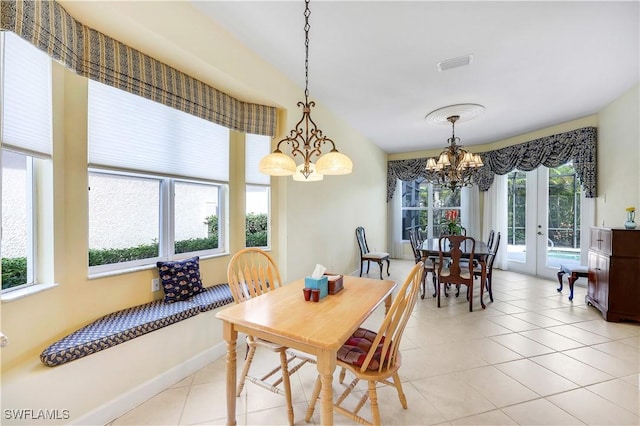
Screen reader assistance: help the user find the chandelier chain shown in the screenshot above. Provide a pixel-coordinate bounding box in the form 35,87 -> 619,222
304,0 -> 311,102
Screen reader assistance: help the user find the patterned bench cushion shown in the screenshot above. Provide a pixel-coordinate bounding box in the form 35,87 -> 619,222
40,284 -> 234,367
40,300 -> 200,367
190,283 -> 234,312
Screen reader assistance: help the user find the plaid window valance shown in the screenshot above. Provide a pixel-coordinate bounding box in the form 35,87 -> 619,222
387,126 -> 597,201
0,0 -> 276,137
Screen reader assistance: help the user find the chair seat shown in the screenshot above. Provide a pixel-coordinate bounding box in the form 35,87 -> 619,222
364,252 -> 389,260
439,268 -> 471,280
337,327 -> 387,371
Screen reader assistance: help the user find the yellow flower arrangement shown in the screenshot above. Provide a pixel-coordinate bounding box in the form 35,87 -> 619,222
626,207 -> 636,213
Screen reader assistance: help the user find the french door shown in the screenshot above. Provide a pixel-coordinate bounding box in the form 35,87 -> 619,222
506,163 -> 584,280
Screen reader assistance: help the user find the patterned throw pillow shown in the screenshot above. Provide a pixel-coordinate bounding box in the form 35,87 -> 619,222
336,327 -> 388,371
156,256 -> 204,303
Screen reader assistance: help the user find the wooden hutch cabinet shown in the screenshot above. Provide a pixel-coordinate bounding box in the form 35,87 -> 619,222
586,227 -> 640,322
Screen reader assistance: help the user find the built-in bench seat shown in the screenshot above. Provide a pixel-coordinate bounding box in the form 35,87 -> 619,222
40,284 -> 234,367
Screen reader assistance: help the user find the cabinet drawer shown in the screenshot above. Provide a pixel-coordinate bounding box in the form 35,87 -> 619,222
590,228 -> 612,254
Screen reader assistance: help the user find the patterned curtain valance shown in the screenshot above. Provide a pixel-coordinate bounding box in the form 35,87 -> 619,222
0,0 -> 276,137
387,126 -> 597,201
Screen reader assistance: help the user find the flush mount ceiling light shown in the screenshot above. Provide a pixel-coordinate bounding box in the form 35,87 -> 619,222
425,104 -> 485,192
259,0 -> 353,182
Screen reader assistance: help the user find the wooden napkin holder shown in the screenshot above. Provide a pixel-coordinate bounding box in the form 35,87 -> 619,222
324,273 -> 344,294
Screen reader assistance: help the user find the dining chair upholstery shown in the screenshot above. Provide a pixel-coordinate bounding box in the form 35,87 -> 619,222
486,229 -> 496,252
356,226 -> 391,280
436,235 -> 477,312
409,229 -> 437,299
473,232 -> 501,302
226,248 -> 314,426
305,261 -> 424,426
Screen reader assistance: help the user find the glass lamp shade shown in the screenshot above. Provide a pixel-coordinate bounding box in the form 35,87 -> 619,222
292,162 -> 324,181
437,152 -> 451,167
425,157 -> 438,170
316,151 -> 353,175
258,152 -> 296,176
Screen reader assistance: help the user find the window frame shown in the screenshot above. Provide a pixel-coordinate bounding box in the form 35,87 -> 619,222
87,168 -> 227,276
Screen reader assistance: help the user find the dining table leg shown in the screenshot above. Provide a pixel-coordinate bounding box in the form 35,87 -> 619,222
222,321 -> 238,426
317,349 -> 337,425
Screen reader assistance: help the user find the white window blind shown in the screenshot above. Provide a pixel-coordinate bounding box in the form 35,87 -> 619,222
1,32 -> 52,157
88,80 -> 229,181
245,133 -> 271,185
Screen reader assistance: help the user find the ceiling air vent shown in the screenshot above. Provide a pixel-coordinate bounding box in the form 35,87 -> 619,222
437,54 -> 473,72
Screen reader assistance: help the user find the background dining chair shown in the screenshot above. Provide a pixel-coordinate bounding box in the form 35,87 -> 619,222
473,232 -> 501,302
409,229 -> 437,299
356,226 -> 390,279
436,235 -> 477,312
226,248 -> 314,426
486,229 -> 496,252
305,261 -> 424,426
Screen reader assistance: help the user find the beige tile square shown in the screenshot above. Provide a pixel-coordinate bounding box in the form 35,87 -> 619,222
456,366 -> 538,407
547,388 -> 640,425
571,319 -> 640,340
586,378 -> 640,414
489,333 -> 555,357
450,409 -> 517,425
519,328 -> 584,351
487,315 -> 540,332
592,341 -> 640,365
463,337 -> 524,365
112,387 -> 189,425
501,398 -> 584,425
495,359 -> 578,396
512,312 -> 564,328
411,373 -> 496,421
529,352 -> 613,386
563,347 -> 640,378
546,324 -> 611,345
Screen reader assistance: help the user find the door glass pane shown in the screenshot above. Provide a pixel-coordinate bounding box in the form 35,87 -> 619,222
175,181 -> 219,254
546,162 -> 581,268
401,180 -> 428,240
507,170 -> 527,263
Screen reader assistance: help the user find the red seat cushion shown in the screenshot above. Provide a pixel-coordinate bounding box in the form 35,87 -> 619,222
337,327 -> 387,370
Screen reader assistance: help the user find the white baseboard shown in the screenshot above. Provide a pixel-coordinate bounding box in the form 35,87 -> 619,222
71,342 -> 227,426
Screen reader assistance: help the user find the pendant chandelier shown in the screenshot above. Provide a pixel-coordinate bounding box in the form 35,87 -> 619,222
425,115 -> 484,191
259,0 -> 353,181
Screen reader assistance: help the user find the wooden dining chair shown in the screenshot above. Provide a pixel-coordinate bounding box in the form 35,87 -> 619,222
409,229 -> 437,299
305,261 -> 424,426
436,235 -> 477,312
356,226 -> 390,279
473,232 -> 501,302
486,229 -> 496,252
226,248 -> 314,426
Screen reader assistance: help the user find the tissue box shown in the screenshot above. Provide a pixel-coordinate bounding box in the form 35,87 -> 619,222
304,276 -> 328,299
324,273 -> 344,294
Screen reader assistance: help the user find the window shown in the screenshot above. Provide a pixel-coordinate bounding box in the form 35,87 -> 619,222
87,80 -> 229,273
245,134 -> 271,248
1,32 -> 53,292
400,178 -> 461,240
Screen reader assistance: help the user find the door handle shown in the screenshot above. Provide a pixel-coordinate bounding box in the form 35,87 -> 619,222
537,231 -> 543,235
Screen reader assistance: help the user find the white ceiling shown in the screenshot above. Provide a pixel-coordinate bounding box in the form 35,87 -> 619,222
59,1 -> 639,154
190,1 -> 639,153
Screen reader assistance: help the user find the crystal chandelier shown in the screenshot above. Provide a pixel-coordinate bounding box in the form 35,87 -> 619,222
425,115 -> 483,191
259,0 -> 353,181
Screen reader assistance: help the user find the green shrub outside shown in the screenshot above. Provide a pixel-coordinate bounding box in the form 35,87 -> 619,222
2,213 -> 269,290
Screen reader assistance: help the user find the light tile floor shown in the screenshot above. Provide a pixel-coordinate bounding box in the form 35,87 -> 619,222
110,260 -> 640,425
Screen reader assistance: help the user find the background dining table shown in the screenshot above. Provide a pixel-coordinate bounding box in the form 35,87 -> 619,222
419,237 -> 491,309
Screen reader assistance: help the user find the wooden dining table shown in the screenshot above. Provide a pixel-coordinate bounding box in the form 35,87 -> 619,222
215,275 -> 397,426
419,238 -> 491,310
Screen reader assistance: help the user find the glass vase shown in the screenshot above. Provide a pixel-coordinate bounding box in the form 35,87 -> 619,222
624,211 -> 636,229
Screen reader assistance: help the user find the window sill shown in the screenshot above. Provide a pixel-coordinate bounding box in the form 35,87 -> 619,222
1,282 -> 59,303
